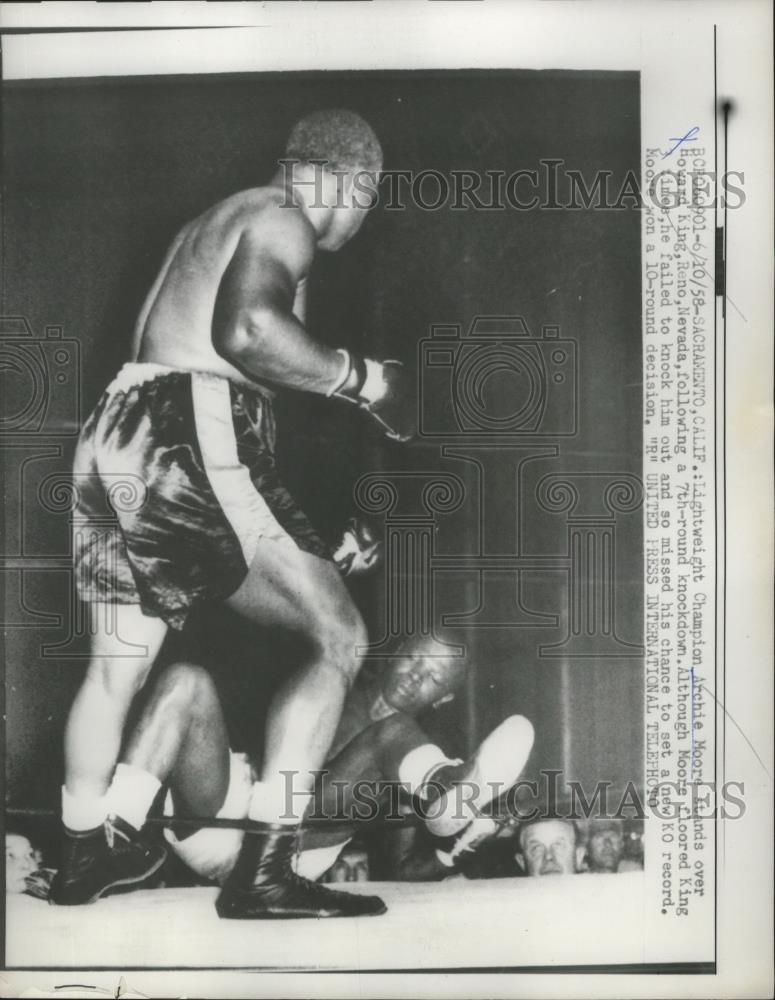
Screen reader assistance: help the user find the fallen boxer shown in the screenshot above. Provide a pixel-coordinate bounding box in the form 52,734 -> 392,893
103,640 -> 534,904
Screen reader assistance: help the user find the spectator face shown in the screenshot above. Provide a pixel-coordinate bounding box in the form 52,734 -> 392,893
328,847 -> 370,883
5,834 -> 37,893
520,820 -> 578,876
587,822 -> 625,872
380,642 -> 465,714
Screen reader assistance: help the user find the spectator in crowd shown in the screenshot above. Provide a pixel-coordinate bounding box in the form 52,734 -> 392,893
5,831 -> 54,898
585,818 -> 643,873
5,833 -> 39,893
325,844 -> 371,883
515,818 -> 583,877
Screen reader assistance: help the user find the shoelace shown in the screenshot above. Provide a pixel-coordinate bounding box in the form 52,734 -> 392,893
448,816 -> 499,861
104,816 -> 142,852
288,870 -> 348,900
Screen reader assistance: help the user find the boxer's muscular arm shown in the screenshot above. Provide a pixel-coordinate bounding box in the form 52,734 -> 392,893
212,207 -> 343,393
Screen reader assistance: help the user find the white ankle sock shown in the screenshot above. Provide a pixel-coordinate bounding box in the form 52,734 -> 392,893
105,763 -> 162,832
248,776 -> 310,826
61,786 -> 111,832
397,744 -> 458,798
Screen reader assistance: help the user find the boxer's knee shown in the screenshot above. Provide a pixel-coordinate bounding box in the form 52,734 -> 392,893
155,662 -> 215,716
84,654 -> 152,702
313,599 -> 368,689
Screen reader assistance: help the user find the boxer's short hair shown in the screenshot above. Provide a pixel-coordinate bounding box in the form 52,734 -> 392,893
285,109 -> 383,174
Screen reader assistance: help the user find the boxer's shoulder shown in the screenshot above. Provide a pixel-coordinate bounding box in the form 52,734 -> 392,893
236,189 -> 317,265
193,186 -> 315,249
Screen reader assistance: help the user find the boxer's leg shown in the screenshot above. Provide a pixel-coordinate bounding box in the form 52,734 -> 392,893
122,662 -> 230,822
51,605 -> 169,906
216,537 -> 385,918
311,714 -> 537,879
223,536 -> 368,816
296,713 -> 447,872
122,663 -> 252,887
314,713 -> 444,822
63,604 -> 167,808
54,375 -> 172,905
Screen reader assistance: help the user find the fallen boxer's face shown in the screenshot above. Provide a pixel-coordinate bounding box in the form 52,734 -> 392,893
380,651 -> 461,714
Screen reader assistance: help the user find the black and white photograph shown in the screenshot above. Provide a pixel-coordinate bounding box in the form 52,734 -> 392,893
1,2 -> 772,997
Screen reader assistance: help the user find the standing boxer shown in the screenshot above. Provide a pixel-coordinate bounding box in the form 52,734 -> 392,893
53,109 -> 414,918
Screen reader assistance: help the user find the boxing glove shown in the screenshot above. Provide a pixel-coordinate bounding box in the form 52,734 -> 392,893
332,516 -> 384,578
328,349 -> 416,442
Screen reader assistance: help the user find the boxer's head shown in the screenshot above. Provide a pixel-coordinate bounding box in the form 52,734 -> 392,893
516,819 -> 582,877
585,818 -> 625,873
379,639 -> 468,715
5,833 -> 38,894
284,109 -> 382,249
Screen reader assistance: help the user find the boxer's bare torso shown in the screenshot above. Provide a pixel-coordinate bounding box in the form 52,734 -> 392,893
132,186 -> 313,388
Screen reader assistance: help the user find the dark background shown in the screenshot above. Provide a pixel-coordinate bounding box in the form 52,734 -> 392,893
2,70 -> 642,833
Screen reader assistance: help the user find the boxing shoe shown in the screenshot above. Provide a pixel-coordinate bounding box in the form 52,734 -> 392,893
420,714 -> 535,839
215,822 -> 386,919
49,815 -> 166,905
432,815 -> 500,871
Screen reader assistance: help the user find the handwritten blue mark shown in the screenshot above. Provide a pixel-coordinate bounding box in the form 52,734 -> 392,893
662,126 -> 700,159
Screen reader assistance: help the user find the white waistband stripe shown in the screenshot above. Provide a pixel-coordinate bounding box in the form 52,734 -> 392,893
190,373 -> 293,565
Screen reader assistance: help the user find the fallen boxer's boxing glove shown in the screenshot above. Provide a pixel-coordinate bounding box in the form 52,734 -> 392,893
23,867 -> 57,901
328,349 -> 416,442
332,516 -> 383,577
